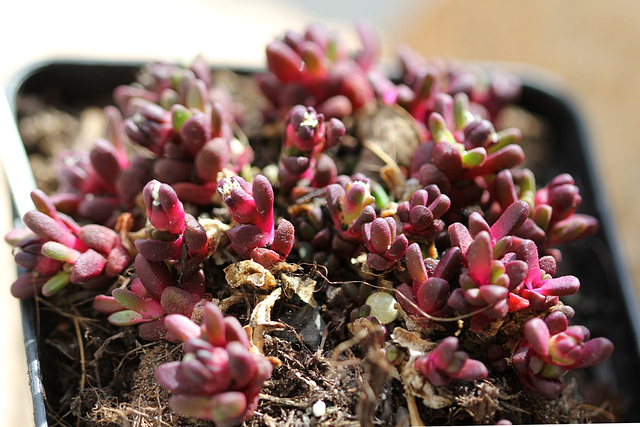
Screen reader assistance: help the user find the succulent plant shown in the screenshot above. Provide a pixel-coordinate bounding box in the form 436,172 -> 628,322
414,336 -> 488,386
217,174 -> 294,268
513,311 -> 613,398
155,302 -> 273,425
259,21 -> 378,118
278,104 -> 345,195
7,189 -> 131,298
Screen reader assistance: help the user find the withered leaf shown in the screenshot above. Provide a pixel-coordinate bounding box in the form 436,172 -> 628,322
249,287 -> 285,353
224,259 -> 277,290
280,273 -> 317,307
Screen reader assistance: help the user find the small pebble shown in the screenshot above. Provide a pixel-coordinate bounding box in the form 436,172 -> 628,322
312,400 -> 326,418
366,291 -> 399,324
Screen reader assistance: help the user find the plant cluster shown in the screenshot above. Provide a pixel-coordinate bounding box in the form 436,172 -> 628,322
7,22 -> 613,425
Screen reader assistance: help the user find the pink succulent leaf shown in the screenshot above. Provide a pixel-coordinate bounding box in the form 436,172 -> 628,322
173,182 -> 218,206
251,175 -> 275,227
433,246 -> 462,281
271,219 -> 295,259
517,239 -> 541,288
350,205 -> 376,235
544,310 -> 569,336
468,212 -> 491,238
164,314 -> 202,342
490,201 -> 530,241
70,249 -> 106,284
386,234 -> 409,260
536,275 -> 580,297
138,318 -> 169,341
79,224 -> 119,254
467,231 -> 492,285
180,112 -> 212,157
406,242 -> 428,286
529,375 -> 565,400
431,337 -> 458,370
408,205 -> 433,232
547,214 -> 598,246
452,358 -> 489,381
428,194 -> 451,219
568,337 -> 614,369
142,180 -> 186,234
134,254 -> 174,300
396,283 -> 421,316
184,214 -> 208,254
135,237 -> 183,261
281,156 -> 311,176
105,245 -> 133,277
228,224 -> 269,259
462,144 -> 525,179
504,260 -> 528,290
266,40 -> 304,83
168,395 -> 217,420
89,138 -> 123,191
227,341 -> 257,389
325,117 -> 346,148
155,361 -> 181,392
354,19 -> 380,71
365,253 -> 395,271
447,288 -> 473,312
217,176 -> 258,224
30,188 -> 61,219
364,218 -> 393,254
416,277 -> 450,313
195,138 -> 230,183
494,169 -> 519,210
224,316 -> 250,349
23,210 -> 79,249
112,288 -> 165,319
251,248 -> 283,269
202,302 -> 227,347
448,222 -> 473,256
153,158 -> 193,184
478,284 -> 509,305
431,141 -> 462,176
160,286 -> 200,317
209,391 -> 249,427
523,318 -> 551,357
92,294 -> 124,315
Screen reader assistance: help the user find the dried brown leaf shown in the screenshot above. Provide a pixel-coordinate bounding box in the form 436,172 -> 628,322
224,259 -> 277,290
280,273 -> 317,307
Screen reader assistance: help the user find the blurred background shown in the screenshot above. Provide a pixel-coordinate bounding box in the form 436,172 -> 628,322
1,0 -> 638,425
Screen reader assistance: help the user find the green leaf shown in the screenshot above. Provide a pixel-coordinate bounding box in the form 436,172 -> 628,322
462,148 -> 487,167
41,271 -> 71,297
108,310 -> 150,326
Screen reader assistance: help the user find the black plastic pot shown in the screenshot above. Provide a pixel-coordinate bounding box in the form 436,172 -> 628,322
4,60 -> 640,424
